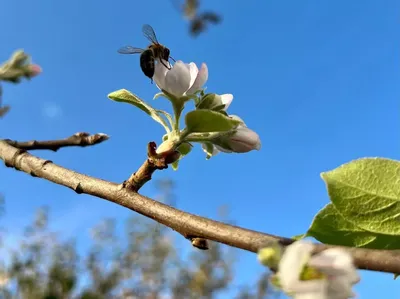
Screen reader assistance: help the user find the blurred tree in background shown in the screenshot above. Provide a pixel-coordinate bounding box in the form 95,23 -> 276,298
0,182 -> 277,299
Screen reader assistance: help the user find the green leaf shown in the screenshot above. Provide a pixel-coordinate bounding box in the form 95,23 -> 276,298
156,109 -> 173,128
176,142 -> 192,156
322,157 -> 400,235
171,161 -> 179,170
171,142 -> 193,171
185,109 -> 240,133
153,92 -> 166,100
202,142 -> 215,160
305,203 -> 400,249
108,89 -> 170,133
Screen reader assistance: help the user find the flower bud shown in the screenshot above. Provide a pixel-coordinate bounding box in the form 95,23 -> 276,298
26,64 -> 42,78
216,125 -> 261,153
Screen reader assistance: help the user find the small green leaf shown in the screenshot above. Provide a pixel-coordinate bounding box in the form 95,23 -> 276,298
171,142 -> 193,171
196,94 -> 218,109
156,109 -> 173,128
305,203 -> 400,249
176,142 -> 192,156
202,142 -> 215,160
185,109 -> 240,133
171,161 -> 179,170
153,92 -> 166,100
108,89 -> 170,133
322,157 -> 400,235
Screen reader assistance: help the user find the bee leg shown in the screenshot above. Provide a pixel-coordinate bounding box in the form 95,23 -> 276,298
160,59 -> 172,70
169,56 -> 176,62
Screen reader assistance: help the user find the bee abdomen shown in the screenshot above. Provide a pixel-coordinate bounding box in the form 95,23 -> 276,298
140,50 -> 155,79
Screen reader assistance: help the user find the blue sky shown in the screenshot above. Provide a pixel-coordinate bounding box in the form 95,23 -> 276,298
1,0 -> 399,297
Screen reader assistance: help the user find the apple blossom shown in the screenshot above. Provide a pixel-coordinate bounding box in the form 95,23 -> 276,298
153,60 -> 208,98
277,241 -> 359,299
205,115 -> 261,155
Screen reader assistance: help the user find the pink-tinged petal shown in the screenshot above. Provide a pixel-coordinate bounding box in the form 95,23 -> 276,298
229,126 -> 261,152
220,94 -> 233,110
28,64 -> 42,77
164,61 -> 191,97
187,62 -> 199,89
153,60 -> 169,90
186,63 -> 208,95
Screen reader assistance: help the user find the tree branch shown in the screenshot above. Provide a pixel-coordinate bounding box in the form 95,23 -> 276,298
4,132 -> 109,151
1,139 -> 400,274
123,142 -> 179,192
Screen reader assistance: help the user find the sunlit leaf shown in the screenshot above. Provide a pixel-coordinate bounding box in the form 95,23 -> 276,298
305,203 -> 400,249
322,157 -> 400,235
108,89 -> 170,132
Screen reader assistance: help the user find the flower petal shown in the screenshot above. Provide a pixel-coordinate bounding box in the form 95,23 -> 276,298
187,62 -> 199,90
186,63 -> 208,95
278,241 -> 327,295
309,249 -> 359,283
220,94 -> 233,110
164,61 -> 191,97
153,60 -> 169,91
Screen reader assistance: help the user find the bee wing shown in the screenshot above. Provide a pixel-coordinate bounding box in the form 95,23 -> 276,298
142,24 -> 160,44
117,46 -> 144,54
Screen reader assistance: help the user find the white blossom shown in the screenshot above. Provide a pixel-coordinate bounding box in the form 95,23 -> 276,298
277,241 -> 359,299
153,60 -> 208,98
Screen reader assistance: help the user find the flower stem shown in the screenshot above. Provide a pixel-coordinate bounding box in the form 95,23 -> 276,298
184,132 -> 222,143
172,101 -> 184,133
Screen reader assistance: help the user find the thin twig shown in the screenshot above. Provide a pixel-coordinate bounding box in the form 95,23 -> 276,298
5,132 -> 109,152
0,140 -> 399,274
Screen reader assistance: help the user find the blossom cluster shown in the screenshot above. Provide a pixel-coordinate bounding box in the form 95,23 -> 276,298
108,58 -> 261,168
258,240 -> 360,299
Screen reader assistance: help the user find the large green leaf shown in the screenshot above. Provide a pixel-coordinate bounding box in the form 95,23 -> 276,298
305,203 -> 400,249
322,157 -> 400,235
108,89 -> 171,132
185,109 -> 240,133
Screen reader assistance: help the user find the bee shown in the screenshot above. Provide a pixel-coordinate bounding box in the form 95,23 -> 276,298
118,24 -> 175,83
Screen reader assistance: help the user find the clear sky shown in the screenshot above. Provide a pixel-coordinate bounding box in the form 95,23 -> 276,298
1,0 -> 399,298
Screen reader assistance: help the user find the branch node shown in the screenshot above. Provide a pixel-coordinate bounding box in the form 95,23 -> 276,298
4,148 -> 26,169
123,142 -> 176,193
74,183 -> 84,194
186,235 -> 210,250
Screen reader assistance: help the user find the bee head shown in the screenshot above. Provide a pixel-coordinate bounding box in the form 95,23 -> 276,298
162,47 -> 170,61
